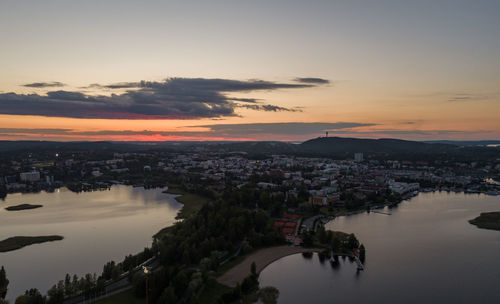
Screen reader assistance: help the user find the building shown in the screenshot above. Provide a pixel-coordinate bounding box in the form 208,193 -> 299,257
354,153 -> 364,162
20,171 -> 40,182
309,194 -> 340,206
389,181 -> 420,194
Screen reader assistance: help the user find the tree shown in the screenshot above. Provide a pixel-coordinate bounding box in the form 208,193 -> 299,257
258,286 -> 280,304
46,283 -> 64,304
0,184 -> 7,199
131,273 -> 146,298
359,244 -> 366,262
187,273 -> 203,298
331,234 -> 341,253
254,210 -> 269,233
0,266 -> 8,300
71,275 -> 79,296
302,232 -> 313,247
102,261 -> 116,280
317,225 -> 327,244
158,286 -> 176,304
111,265 -> 122,281
172,271 -> 189,296
16,289 -> 45,304
64,274 -> 72,297
347,234 -> 359,250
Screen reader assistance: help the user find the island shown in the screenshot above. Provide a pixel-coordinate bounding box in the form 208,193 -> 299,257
0,236 -> 63,252
5,204 -> 43,211
469,212 -> 500,231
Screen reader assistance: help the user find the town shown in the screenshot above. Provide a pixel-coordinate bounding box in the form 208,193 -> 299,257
2,146 -> 500,218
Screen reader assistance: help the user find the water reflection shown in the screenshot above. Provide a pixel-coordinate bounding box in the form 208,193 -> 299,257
0,186 -> 181,302
259,192 -> 500,304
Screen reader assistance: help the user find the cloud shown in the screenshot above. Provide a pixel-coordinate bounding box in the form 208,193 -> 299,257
238,104 -> 301,112
410,91 -> 491,102
0,124 -> 494,142
229,97 -> 260,103
0,122 -> 374,138
0,128 -> 73,135
294,77 -> 330,84
198,122 -> 375,136
447,93 -> 487,102
1,77 -> 326,119
22,82 -> 66,88
46,91 -> 90,101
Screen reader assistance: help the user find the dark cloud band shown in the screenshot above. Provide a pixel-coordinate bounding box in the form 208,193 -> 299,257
22,82 -> 66,88
2,77 -> 328,119
294,77 -> 330,84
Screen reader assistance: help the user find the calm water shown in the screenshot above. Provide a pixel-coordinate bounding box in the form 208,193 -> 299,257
260,192 -> 500,304
0,186 -> 181,302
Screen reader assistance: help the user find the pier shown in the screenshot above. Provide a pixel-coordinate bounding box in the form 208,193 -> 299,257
331,251 -> 365,270
372,210 -> 391,215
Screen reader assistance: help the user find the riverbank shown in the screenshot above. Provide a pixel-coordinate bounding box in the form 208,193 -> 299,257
469,211 -> 500,231
163,187 -> 210,219
0,236 -> 63,252
217,245 -> 321,288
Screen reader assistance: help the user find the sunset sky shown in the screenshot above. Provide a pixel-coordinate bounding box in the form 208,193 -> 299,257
1,0 -> 499,141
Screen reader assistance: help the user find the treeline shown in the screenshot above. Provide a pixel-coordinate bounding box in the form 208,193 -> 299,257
159,199 -> 281,267
13,246 -> 155,304
18,197 -> 281,303
0,185 -> 7,199
44,274 -> 105,304
221,184 -> 306,217
0,266 -> 8,303
134,199 -> 283,303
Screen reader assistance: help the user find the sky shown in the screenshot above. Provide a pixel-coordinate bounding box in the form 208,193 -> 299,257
0,0 -> 499,142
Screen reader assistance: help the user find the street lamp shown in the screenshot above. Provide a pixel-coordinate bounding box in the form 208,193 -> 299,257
142,266 -> 151,304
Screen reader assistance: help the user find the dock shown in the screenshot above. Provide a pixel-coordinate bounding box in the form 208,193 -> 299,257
372,210 -> 391,215
330,250 -> 364,270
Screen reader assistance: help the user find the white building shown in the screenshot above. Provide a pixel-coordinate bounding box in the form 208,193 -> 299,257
354,153 -> 364,162
20,171 -> 40,182
389,181 -> 419,194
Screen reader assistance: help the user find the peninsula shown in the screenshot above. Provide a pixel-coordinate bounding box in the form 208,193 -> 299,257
469,212 -> 500,231
0,236 -> 63,252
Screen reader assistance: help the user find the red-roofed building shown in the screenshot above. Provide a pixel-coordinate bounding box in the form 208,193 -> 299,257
273,221 -> 285,228
283,213 -> 301,220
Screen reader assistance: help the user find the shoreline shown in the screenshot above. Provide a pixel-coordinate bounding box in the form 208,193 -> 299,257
162,186 -> 210,219
217,245 -> 322,288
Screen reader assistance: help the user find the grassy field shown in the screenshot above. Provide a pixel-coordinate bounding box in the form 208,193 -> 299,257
94,289 -> 144,304
0,235 -> 63,252
163,187 -> 210,219
469,211 -> 500,231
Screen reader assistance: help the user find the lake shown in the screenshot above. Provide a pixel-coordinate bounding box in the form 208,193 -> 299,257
0,186 -> 181,302
259,192 -> 500,303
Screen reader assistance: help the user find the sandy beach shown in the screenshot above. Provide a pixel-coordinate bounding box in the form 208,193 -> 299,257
217,245 -> 321,287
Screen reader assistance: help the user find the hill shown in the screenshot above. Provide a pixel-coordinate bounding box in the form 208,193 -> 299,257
299,137 -> 455,155
424,140 -> 500,147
